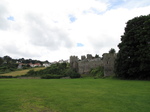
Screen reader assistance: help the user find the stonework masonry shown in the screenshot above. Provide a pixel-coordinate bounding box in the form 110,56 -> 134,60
70,53 -> 116,76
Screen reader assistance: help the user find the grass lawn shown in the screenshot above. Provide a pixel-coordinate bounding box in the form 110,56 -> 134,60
0,67 -> 45,77
0,78 -> 150,112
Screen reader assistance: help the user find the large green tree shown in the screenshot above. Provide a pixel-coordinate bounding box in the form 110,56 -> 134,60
3,55 -> 12,63
115,14 -> 150,80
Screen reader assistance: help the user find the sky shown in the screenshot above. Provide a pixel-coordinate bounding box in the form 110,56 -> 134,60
0,0 -> 150,62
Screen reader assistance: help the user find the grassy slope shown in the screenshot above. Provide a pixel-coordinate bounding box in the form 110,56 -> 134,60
0,67 -> 45,76
0,78 -> 150,112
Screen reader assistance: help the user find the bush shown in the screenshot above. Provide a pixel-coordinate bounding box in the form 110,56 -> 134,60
65,69 -> 81,78
22,63 -> 81,79
0,76 -> 13,78
26,70 -> 36,76
90,66 -> 104,78
41,74 -> 63,79
0,63 -> 18,74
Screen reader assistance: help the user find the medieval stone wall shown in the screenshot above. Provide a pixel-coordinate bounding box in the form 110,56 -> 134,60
78,58 -> 103,74
70,53 -> 116,76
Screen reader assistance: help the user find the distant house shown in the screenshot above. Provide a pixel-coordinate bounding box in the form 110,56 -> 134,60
34,63 -> 41,67
17,63 -> 26,69
29,63 -> 41,67
18,63 -> 23,69
16,61 -> 19,63
43,63 -> 51,67
29,63 -> 34,67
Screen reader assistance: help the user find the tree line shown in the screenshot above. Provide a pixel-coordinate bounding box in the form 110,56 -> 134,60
0,55 -> 49,74
21,62 -> 80,79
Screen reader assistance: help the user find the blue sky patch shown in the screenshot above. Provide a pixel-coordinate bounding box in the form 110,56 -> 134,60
90,8 -> 104,15
7,16 -> 15,21
69,15 -> 76,22
107,0 -> 125,9
77,43 -> 84,47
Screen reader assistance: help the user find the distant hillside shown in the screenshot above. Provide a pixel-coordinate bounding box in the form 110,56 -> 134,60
0,67 -> 45,77
0,55 -> 49,74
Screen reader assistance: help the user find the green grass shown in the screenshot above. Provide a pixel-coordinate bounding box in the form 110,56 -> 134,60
0,67 -> 45,77
0,78 -> 150,112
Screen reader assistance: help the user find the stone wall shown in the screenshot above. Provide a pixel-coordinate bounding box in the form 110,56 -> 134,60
70,53 -> 116,76
78,57 -> 103,74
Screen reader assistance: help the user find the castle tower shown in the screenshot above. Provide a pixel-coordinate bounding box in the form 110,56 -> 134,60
87,54 -> 92,60
81,55 -> 86,60
103,53 -> 116,76
70,56 -> 78,72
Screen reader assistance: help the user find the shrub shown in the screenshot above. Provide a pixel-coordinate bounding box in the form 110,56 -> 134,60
41,74 -> 63,79
26,70 -> 36,76
90,66 -> 104,78
65,69 -> 81,78
22,63 -> 81,79
0,76 -> 13,78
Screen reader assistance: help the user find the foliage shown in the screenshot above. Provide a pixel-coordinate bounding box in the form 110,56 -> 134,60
15,58 -> 47,65
0,76 -> 13,78
0,55 -> 51,75
65,68 -> 81,78
24,63 -> 80,79
3,55 -> 12,63
0,57 -> 4,65
0,63 -> 18,74
90,66 -> 104,78
109,48 -> 116,54
95,54 -> 100,58
0,55 -> 17,74
26,70 -> 36,76
115,14 -> 150,80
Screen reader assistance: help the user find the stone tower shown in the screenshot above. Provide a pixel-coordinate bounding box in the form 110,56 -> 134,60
81,55 -> 86,60
87,54 -> 92,60
70,56 -> 78,72
103,53 -> 116,76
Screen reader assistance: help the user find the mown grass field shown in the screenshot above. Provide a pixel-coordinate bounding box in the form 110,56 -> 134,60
0,67 -> 45,77
0,78 -> 150,112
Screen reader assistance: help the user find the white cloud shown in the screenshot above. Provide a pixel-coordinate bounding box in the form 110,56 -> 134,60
25,13 -> 73,50
0,2 -> 10,30
0,0 -> 150,61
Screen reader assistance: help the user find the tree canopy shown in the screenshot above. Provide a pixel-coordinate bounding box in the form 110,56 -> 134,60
109,48 -> 116,54
24,63 -> 80,79
115,14 -> 150,80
